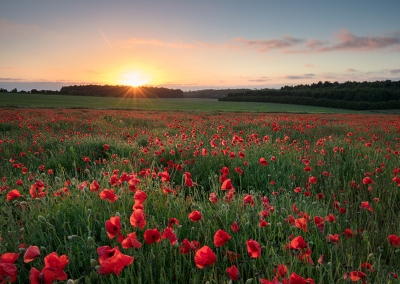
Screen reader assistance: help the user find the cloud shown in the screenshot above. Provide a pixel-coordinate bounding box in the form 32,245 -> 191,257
248,76 -> 269,82
347,68 -> 356,72
0,18 -> 38,34
303,64 -> 314,68
0,77 -> 24,81
285,74 -> 315,80
390,69 -> 400,74
316,29 -> 400,52
234,36 -> 305,52
236,29 -> 400,54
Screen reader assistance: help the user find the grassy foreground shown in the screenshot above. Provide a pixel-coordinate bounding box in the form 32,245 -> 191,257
2,92 -> 400,114
0,108 -> 400,283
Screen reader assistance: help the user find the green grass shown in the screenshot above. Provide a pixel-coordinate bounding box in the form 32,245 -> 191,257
2,92 -> 399,114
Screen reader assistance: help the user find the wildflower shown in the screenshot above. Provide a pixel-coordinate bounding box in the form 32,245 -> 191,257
99,188 -> 118,202
194,246 -> 216,268
0,252 -> 20,282
226,265 -> 239,281
6,189 -> 22,201
143,228 -> 161,244
188,210 -> 202,222
161,227 -> 178,245
231,222 -> 240,232
259,157 -> 268,166
246,239 -> 261,258
387,235 -> 400,248
289,272 -> 315,284
23,246 -> 40,263
130,209 -> 146,229
97,246 -> 133,276
105,216 -> 124,243
213,229 -> 231,247
121,232 -> 142,249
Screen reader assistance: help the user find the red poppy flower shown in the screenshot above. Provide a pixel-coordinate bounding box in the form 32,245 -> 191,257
259,219 -> 269,227
362,177 -> 373,185
290,236 -> 308,250
213,229 -> 231,247
168,217 -> 180,228
342,228 -> 355,238
344,271 -> 367,282
313,216 -> 324,233
160,171 -> 170,182
0,252 -> 20,283
194,246 -> 216,269
327,234 -> 340,244
221,179 -> 234,190
43,252 -> 69,281
162,227 -> 178,245
295,217 -> 308,232
361,201 -> 373,212
231,222 -> 239,232
90,180 -> 100,192
325,214 -> 336,222
29,267 -> 57,284
289,272 -> 315,284
243,194 -> 254,206
99,188 -> 118,202
105,216 -> 124,242
179,239 -> 201,254
246,239 -> 261,258
121,232 -> 142,249
97,246 -> 134,276
6,189 -> 22,201
226,265 -> 239,281
23,246 -> 40,263
273,264 -> 288,279
259,157 -> 268,166
134,190 -> 147,205
144,228 -> 161,244
130,209 -> 146,229
188,210 -> 202,222
387,235 -> 400,248
360,262 -> 374,272
209,192 -> 218,204
308,176 -> 317,184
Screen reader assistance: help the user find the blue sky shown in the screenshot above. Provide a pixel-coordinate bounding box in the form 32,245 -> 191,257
1,0 -> 400,91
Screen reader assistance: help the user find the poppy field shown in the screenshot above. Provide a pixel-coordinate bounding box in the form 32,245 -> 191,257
0,108 -> 400,283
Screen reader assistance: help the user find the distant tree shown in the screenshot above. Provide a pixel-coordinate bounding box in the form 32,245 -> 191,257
31,89 -> 38,94
11,88 -> 17,93
0,88 -> 8,93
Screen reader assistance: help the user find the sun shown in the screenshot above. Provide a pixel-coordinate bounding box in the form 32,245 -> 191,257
120,71 -> 151,87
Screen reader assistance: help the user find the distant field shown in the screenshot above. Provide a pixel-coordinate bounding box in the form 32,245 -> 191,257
1,92 -> 399,114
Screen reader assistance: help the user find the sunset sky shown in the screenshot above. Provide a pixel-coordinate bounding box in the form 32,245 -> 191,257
1,1 -> 400,91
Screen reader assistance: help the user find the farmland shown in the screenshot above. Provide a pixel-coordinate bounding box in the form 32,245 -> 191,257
2,92 -> 400,114
0,106 -> 399,283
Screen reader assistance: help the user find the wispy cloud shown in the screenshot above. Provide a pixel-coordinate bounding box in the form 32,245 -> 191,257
316,29 -> 400,52
0,77 -> 24,81
285,74 -> 315,80
235,29 -> 400,53
248,76 -> 269,82
347,68 -> 357,72
390,69 -> 400,74
234,36 -> 305,52
0,18 -> 38,34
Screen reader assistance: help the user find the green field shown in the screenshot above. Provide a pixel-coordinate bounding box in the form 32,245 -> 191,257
2,92 -> 399,114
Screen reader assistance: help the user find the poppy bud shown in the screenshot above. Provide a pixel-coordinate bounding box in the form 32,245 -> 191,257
38,215 -> 46,223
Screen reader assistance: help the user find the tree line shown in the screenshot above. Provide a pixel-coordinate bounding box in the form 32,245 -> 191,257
219,80 -> 400,110
59,85 -> 183,98
0,85 -> 184,98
